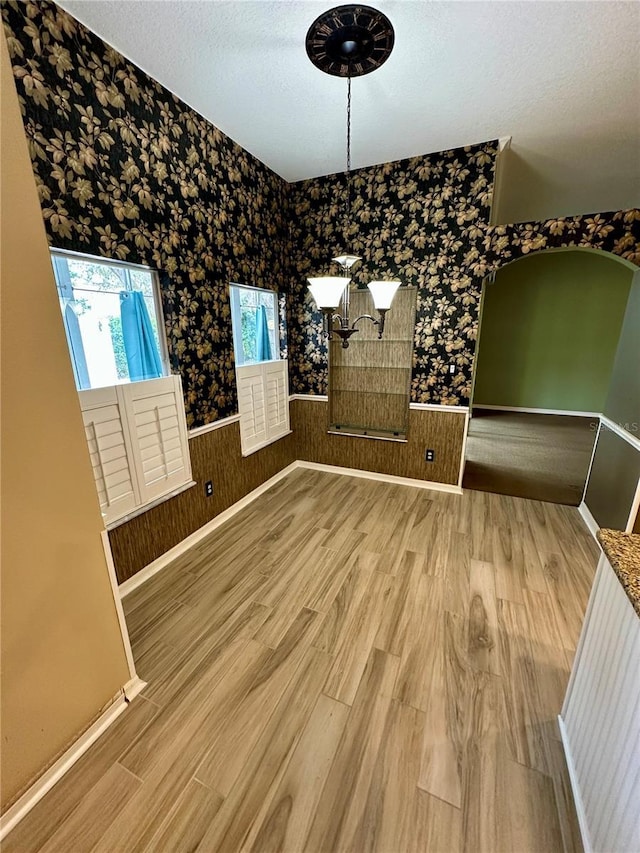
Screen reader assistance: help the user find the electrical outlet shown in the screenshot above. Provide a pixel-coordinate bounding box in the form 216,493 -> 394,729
204,480 -> 214,497
449,364 -> 456,374
425,449 -> 435,462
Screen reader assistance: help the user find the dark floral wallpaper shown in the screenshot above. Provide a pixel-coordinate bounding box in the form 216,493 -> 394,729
488,212 -> 640,270
4,0 -> 640,418
287,159 -> 640,405
286,144 -> 499,403
2,0 -> 289,428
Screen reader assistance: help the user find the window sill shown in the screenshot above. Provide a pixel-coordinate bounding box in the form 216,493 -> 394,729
106,480 -> 197,530
241,430 -> 293,458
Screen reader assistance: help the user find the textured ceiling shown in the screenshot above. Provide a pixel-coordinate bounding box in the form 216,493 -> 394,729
58,0 -> 640,223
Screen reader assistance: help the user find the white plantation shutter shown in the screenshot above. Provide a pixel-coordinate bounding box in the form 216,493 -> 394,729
79,386 -> 139,524
79,375 -> 192,525
237,363 -> 268,454
265,361 -> 289,437
237,360 -> 290,456
121,376 -> 192,501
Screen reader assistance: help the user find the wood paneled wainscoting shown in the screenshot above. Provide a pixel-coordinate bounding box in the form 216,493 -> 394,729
292,398 -> 466,487
108,422 -> 296,584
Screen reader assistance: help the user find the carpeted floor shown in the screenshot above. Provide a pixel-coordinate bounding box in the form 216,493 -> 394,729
462,408 -> 599,505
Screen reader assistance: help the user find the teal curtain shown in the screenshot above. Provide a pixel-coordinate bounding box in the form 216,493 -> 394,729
256,304 -> 272,361
120,291 -> 163,381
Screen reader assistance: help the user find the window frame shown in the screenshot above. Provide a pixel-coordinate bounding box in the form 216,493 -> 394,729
229,282 -> 280,368
50,248 -> 171,389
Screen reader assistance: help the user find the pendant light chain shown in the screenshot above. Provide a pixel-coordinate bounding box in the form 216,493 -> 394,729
345,75 -> 352,250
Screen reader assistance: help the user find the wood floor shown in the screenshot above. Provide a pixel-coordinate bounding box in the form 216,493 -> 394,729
463,409 -> 598,505
5,468 -> 600,852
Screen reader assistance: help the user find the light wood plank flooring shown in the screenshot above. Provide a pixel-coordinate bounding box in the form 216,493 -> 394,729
5,468 -> 600,852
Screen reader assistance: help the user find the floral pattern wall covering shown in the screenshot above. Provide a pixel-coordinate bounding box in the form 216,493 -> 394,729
488,212 -> 640,271
4,0 -> 640,416
2,0 -> 289,428
287,159 -> 640,405
287,144 -> 499,403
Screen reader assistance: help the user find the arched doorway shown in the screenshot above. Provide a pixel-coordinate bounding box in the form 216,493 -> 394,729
463,247 -> 637,505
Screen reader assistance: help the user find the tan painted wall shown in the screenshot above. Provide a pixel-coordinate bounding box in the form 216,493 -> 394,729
0,37 -> 130,810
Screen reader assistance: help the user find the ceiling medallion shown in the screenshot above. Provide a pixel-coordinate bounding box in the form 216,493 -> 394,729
305,4 -> 395,78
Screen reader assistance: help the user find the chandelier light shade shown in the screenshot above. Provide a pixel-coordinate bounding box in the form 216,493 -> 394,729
307,276 -> 350,309
305,5 -> 400,349
368,280 -> 402,311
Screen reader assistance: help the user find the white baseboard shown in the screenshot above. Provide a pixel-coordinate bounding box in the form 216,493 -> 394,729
123,675 -> 147,702
120,458 -> 463,600
0,676 -> 146,841
295,460 -> 463,495
558,715 -> 593,853
119,462 -> 299,598
473,404 -> 601,418
578,501 -> 601,542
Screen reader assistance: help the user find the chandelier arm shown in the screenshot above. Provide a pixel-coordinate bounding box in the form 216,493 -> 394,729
350,313 -> 380,329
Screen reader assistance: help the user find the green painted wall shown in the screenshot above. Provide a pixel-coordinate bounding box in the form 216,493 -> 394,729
604,274 -> 640,429
473,251 -> 632,412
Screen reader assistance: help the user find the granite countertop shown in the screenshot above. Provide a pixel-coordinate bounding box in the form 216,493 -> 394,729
597,529 -> 640,618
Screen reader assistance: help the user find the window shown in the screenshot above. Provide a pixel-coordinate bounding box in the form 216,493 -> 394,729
51,249 -> 169,390
50,250 -> 192,526
230,284 -> 290,455
230,283 -> 279,366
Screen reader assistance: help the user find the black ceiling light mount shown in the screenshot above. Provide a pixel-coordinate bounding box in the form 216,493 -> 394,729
305,4 -> 395,78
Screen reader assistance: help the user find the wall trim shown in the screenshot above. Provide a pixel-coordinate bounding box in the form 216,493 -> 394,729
581,421 -> 601,505
578,501 -> 601,543
295,460 -> 463,495
289,395 -> 470,415
100,531 -> 140,682
458,411 -> 470,489
473,404 -> 601,418
626,476 -> 640,534
188,413 -> 240,438
119,462 -> 300,598
599,414 -> 640,452
0,675 -> 145,842
557,715 -> 593,853
409,402 -> 469,413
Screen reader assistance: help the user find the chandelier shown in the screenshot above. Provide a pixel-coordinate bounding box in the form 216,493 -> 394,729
305,5 -> 401,348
